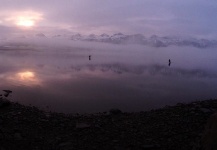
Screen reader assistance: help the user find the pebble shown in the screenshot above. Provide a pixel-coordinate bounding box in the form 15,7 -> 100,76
0,132 -> 4,140
76,123 -> 91,129
58,142 -> 73,150
14,132 -> 23,140
0,118 -> 3,125
142,145 -> 156,149
200,108 -> 212,113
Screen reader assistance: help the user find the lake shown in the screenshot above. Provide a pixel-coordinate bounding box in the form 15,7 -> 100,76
1,39 -> 217,113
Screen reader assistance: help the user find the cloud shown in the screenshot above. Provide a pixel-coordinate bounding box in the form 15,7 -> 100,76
0,0 -> 217,37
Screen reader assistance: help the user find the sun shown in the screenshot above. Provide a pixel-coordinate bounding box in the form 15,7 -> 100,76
16,17 -> 35,27
5,10 -> 43,28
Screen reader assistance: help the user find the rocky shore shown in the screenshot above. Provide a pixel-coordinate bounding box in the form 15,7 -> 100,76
0,98 -> 217,150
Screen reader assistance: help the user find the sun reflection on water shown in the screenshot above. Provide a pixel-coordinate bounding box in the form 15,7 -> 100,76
17,71 -> 35,80
7,71 -> 41,86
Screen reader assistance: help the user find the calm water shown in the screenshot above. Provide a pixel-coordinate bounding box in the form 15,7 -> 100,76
1,40 -> 217,113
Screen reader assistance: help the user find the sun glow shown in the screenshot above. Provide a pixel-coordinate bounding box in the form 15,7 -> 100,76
5,10 -> 43,28
6,71 -> 41,86
18,71 -> 35,80
16,71 -> 41,85
16,18 -> 35,27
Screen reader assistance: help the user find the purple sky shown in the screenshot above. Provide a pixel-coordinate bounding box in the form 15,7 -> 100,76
0,0 -> 217,38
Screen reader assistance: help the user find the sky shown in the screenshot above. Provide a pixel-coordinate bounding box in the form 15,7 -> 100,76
0,0 -> 217,38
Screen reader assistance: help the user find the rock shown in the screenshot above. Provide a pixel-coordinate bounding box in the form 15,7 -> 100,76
58,141 -> 73,150
0,131 -> 4,140
2,90 -> 12,97
58,142 -> 73,147
0,99 -> 11,108
202,112 -> 217,150
112,139 -> 119,143
76,123 -> 91,129
114,146 -> 125,150
0,118 -> 3,125
40,119 -> 49,122
142,144 -> 159,149
0,147 -> 6,150
200,108 -> 212,113
45,113 -> 51,118
109,109 -> 122,115
14,132 -> 23,140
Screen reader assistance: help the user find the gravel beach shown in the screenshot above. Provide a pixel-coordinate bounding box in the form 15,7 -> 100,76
0,99 -> 217,150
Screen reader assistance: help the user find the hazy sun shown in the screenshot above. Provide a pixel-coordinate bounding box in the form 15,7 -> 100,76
5,10 -> 43,28
16,18 -> 35,27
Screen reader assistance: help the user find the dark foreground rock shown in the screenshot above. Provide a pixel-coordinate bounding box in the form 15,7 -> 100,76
201,112 -> 217,150
0,99 -> 217,150
0,98 -> 11,108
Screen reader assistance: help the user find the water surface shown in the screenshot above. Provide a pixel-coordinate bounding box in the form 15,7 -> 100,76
1,40 -> 217,113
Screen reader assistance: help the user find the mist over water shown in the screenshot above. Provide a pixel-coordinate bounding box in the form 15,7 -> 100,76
1,39 -> 217,113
